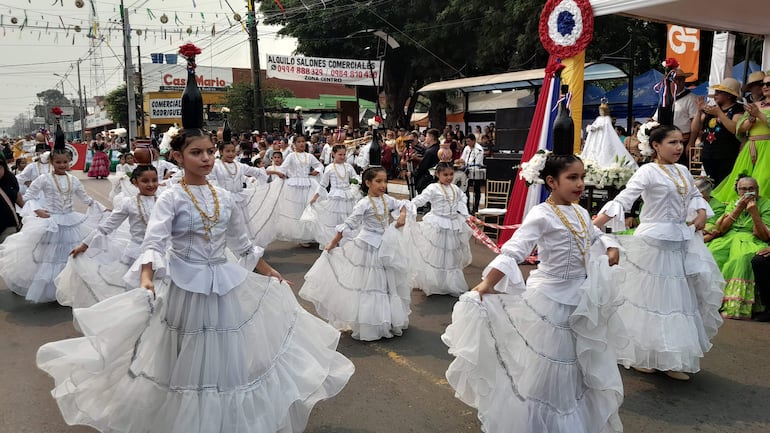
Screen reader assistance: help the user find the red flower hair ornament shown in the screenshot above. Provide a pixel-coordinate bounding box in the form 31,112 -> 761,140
179,43 -> 202,70
51,106 -> 63,117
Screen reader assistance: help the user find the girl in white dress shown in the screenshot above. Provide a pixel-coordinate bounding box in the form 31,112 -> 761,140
306,144 -> 362,249
300,166 -> 414,341
408,162 -> 471,296
442,152 -> 625,433
109,153 -> 138,204
55,165 -> 159,308
593,124 -> 724,380
0,146 -> 105,303
275,135 -> 323,244
37,127 -> 355,433
244,149 -> 288,248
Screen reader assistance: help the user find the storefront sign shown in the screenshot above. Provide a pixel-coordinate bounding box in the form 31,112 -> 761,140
150,98 -> 182,119
142,64 -> 233,92
266,54 -> 383,86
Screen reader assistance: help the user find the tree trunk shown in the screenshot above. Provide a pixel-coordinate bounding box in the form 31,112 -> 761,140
428,92 -> 448,131
383,54 -> 414,129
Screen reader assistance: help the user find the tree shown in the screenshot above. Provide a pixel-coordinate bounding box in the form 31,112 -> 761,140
225,83 -> 293,132
103,85 -> 142,129
34,89 -> 77,126
262,0 -> 671,130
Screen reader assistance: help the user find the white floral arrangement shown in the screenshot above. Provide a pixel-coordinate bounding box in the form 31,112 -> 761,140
220,106 -> 230,113
581,155 -> 636,189
636,121 -> 659,157
518,149 -> 550,186
159,126 -> 179,153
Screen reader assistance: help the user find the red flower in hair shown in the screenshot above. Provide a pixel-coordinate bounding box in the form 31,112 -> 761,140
373,115 -> 383,124
663,57 -> 680,70
51,106 -> 63,116
178,43 -> 202,59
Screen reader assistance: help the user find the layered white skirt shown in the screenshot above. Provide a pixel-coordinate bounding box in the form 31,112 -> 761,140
613,234 -> 724,372
407,215 -> 471,296
442,257 -> 626,433
242,178 -> 285,248
301,188 -> 361,250
37,273 -> 355,433
299,225 -> 413,341
0,209 -> 104,303
274,180 -> 319,243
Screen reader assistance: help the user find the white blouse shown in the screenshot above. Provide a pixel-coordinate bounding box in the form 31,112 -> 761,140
17,161 -> 52,185
599,163 -> 713,241
83,194 -> 156,264
282,151 -> 323,188
25,173 -> 94,214
125,184 -> 263,296
411,183 -> 469,230
209,160 -> 267,194
489,203 -> 619,305
317,163 -> 360,197
337,194 -> 412,247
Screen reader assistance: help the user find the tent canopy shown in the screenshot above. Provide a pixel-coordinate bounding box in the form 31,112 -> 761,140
418,63 -> 626,93
591,0 -> 770,35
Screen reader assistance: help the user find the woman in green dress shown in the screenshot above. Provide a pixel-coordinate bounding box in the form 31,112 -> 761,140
712,76 -> 770,203
707,176 -> 770,319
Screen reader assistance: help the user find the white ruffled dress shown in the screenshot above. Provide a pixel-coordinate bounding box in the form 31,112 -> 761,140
408,182 -> 472,296
300,194 -> 414,341
0,173 -> 105,303
275,152 -> 323,243
55,194 -> 156,308
301,162 -> 362,249
442,203 -> 626,433
599,163 -> 724,373
37,183 -> 355,433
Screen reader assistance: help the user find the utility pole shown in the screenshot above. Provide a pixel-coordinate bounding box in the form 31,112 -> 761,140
246,0 -> 265,132
137,45 -> 145,137
77,59 -> 85,140
120,0 -> 138,140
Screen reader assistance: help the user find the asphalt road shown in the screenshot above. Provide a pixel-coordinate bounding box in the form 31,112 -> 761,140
1,173 -> 769,433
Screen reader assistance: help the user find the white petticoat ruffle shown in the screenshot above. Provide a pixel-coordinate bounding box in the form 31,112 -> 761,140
442,258 -> 626,433
0,207 -> 105,303
242,178 -> 285,248
275,179 -> 320,243
37,273 -> 355,433
407,218 -> 471,297
300,224 -> 413,341
55,254 -> 131,308
612,234 -> 724,372
302,188 -> 361,250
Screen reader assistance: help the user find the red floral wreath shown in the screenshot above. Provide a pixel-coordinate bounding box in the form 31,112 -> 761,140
51,106 -> 63,117
538,0 -> 594,58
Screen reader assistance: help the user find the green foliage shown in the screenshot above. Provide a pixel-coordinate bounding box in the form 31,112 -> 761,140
225,82 -> 293,131
34,89 -> 78,125
103,85 -> 142,129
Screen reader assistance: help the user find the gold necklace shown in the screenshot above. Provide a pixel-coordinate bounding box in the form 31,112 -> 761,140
222,160 -> 238,177
439,183 -> 456,203
368,195 -> 388,225
136,194 -> 156,225
52,173 -> 71,194
546,196 -> 588,261
332,162 -> 347,181
656,161 -> 688,200
180,178 -> 221,241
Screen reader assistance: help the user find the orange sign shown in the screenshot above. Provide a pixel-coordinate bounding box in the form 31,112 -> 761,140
667,25 -> 700,82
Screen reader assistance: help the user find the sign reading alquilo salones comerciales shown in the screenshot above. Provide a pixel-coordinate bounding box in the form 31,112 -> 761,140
265,54 -> 384,87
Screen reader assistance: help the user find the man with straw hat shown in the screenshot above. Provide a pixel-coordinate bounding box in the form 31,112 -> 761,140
692,77 -> 745,184
743,70 -> 766,103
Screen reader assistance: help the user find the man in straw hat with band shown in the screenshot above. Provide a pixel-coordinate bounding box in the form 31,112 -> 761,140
691,77 -> 745,185
744,70 -> 766,103
652,67 -> 700,166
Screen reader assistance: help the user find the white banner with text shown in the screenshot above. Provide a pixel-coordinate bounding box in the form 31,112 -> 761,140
266,54 -> 383,86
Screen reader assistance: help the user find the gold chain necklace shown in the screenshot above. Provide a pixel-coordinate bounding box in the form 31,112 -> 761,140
136,194 -> 156,225
439,183 -> 456,203
546,196 -> 588,261
332,163 -> 347,181
656,162 -> 688,200
222,160 -> 238,177
51,173 -> 71,195
368,195 -> 388,226
180,178 -> 221,241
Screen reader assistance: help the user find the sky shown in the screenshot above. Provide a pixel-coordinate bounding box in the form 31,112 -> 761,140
0,0 -> 298,135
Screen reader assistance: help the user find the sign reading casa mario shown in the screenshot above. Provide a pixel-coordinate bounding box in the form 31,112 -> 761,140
266,54 -> 383,86
142,64 -> 233,92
